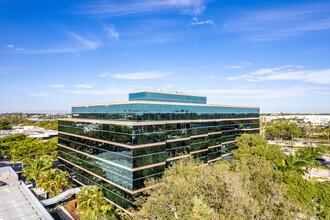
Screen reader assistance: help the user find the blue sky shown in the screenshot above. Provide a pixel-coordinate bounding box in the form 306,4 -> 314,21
1,0 -> 330,113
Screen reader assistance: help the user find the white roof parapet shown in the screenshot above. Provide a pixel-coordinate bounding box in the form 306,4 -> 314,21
0,180 -> 53,220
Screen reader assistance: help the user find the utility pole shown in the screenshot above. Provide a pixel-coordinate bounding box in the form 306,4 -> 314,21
291,132 -> 294,153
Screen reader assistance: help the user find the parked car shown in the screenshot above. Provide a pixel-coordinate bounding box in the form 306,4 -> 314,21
25,181 -> 33,188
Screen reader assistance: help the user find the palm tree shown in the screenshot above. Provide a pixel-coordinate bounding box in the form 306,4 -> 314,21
274,147 -> 322,177
296,147 -> 322,178
81,205 -> 113,220
77,186 -> 104,211
274,154 -> 309,175
37,168 -> 69,197
23,157 -> 52,182
77,186 -> 113,220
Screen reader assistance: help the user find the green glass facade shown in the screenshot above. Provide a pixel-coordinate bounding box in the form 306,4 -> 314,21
58,91 -> 260,211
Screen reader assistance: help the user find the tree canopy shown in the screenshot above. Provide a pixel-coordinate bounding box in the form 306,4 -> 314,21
263,118 -> 329,140
0,114 -> 30,130
23,155 -> 53,182
132,156 -> 308,219
233,133 -> 285,164
36,168 -> 70,197
264,119 -> 302,140
0,134 -> 57,163
133,134 -> 329,219
77,186 -> 126,220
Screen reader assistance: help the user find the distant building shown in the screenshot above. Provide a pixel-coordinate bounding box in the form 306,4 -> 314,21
0,126 -> 58,139
263,115 -> 330,127
260,115 -> 265,123
0,167 -> 53,220
45,113 -> 70,120
58,90 -> 260,212
27,115 -> 46,122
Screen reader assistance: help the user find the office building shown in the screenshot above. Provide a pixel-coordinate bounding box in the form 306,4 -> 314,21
57,90 -> 260,212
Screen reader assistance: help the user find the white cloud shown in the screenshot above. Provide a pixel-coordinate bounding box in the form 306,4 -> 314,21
104,25 -> 119,39
2,86 -> 29,91
15,48 -> 24,51
68,32 -> 100,50
80,0 -> 206,17
226,65 -> 243,69
112,71 -> 169,80
25,32 -> 100,54
202,75 -> 218,80
227,65 -> 330,84
7,44 -> 14,48
225,62 -> 252,69
62,87 -> 126,95
225,3 -> 330,41
49,84 -> 65,88
97,72 -> 110,77
74,84 -> 93,88
163,83 -> 175,90
29,92 -> 48,97
189,19 -> 214,26
189,86 -> 330,99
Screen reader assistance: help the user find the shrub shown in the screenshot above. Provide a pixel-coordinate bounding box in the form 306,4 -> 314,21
66,200 -> 77,212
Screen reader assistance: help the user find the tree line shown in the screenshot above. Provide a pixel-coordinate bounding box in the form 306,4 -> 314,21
263,118 -> 330,140
0,114 -> 58,130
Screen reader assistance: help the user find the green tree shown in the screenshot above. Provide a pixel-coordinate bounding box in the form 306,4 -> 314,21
282,171 -> 330,218
0,120 -> 12,130
297,147 -> 322,178
133,157 -> 307,219
235,134 -> 329,218
36,168 -> 70,197
233,133 -> 285,164
0,114 -> 30,128
23,155 -> 54,182
274,154 -> 309,175
0,133 -> 27,159
7,137 -> 57,164
35,120 -> 58,131
314,182 -> 330,218
77,186 -> 115,220
264,119 -> 302,140
275,147 -> 322,176
318,144 -> 330,154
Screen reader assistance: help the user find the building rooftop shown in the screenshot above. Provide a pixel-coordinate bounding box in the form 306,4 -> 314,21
70,91 -> 259,116
129,90 -> 207,104
0,167 -> 18,184
0,126 -> 58,139
72,100 -> 259,109
129,90 -> 206,97
72,90 -> 259,109
0,181 -> 53,220
0,167 -> 53,220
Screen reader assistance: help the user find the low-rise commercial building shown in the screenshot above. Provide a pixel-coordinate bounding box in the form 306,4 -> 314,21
0,126 -> 58,139
0,167 -> 53,220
